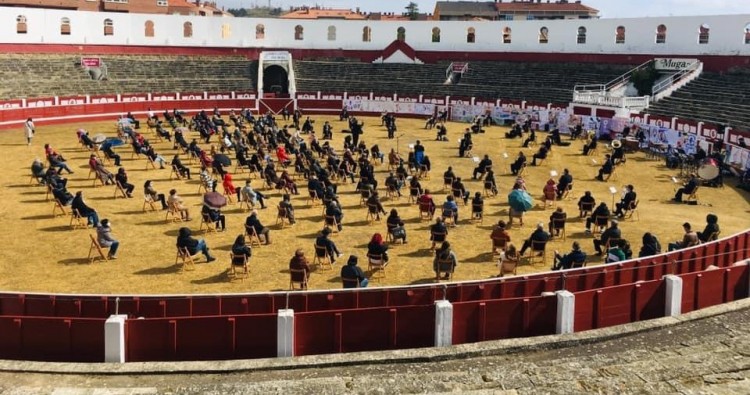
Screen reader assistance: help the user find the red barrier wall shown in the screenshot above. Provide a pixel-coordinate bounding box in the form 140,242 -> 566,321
452,296 -> 557,344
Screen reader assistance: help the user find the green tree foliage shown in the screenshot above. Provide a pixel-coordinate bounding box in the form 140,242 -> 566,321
630,63 -> 659,96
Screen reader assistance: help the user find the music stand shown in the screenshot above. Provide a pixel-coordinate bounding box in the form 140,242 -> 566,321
609,186 -> 617,208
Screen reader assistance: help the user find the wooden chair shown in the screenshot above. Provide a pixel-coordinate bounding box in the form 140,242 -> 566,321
276,205 -> 293,228
222,186 -> 235,203
708,230 -> 721,242
366,203 -> 381,224
341,277 -> 361,288
145,156 -> 157,170
471,203 -> 483,223
551,217 -> 567,241
603,167 -> 617,181
324,216 -> 340,235
169,164 -> 184,181
198,178 -> 214,194
442,176 -> 454,191
483,181 -> 497,198
579,201 -> 595,218
498,254 -> 518,277
92,172 -> 108,188
561,184 -> 575,200
358,189 -> 371,206
244,225 -> 263,247
451,188 -> 467,205
52,199 -> 68,217
605,238 -> 621,251
307,190 -> 321,207
408,186 -> 421,204
113,181 -> 128,199
594,215 -> 609,235
527,240 -> 547,265
508,210 -> 524,227
686,187 -> 699,203
88,234 -> 109,263
441,208 -> 456,227
386,185 -> 400,201
289,269 -> 308,290
165,201 -> 183,223
418,165 -> 430,180
229,253 -> 249,282
571,257 -> 588,268
175,247 -> 197,273
367,253 -> 388,281
435,257 -> 454,282
430,231 -> 447,250
491,237 -> 508,255
543,191 -> 556,209
623,200 -> 640,221
199,212 -> 217,234
142,194 -> 157,212
419,201 -> 434,220
313,244 -> 333,270
70,209 -> 88,230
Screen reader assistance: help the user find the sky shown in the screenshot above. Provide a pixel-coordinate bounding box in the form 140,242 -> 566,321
219,0 -> 750,18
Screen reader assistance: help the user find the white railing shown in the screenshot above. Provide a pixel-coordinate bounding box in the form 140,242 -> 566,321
574,60 -> 653,96
651,61 -> 702,102
573,91 -> 649,110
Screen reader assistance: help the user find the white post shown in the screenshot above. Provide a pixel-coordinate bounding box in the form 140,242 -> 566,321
277,309 -> 294,358
434,300 -> 453,347
555,290 -> 575,335
104,314 -> 127,363
664,275 -> 683,317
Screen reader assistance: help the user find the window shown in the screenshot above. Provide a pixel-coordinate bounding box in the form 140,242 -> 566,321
327,25 -> 336,41
144,20 -> 154,37
362,26 -> 371,42
397,27 -> 405,42
615,26 -> 625,44
502,15 -> 512,21
156,0 -> 167,6
294,25 -> 303,40
467,27 -> 475,43
256,24 -> 265,40
577,26 -> 586,44
103,19 -> 113,36
183,22 -> 192,38
526,15 -> 535,21
16,15 -> 27,34
698,23 -> 710,44
745,23 -> 750,44
221,24 -> 231,39
60,17 -> 71,36
539,27 -> 549,44
502,27 -> 511,44
431,27 -> 441,43
656,24 -> 667,44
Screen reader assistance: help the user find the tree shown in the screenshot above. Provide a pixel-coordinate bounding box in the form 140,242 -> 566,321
405,2 -> 419,20
630,63 -> 659,96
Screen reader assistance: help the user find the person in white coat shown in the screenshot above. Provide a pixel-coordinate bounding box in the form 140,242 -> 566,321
24,118 -> 35,145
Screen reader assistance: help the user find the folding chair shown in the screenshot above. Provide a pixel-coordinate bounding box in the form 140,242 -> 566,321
313,244 -> 333,270
419,201 -> 434,221
307,190 -> 321,207
366,203 -> 381,224
175,247 -> 196,273
491,237 -> 508,255
276,205 -> 292,228
222,186 -> 235,203
498,254 -> 518,277
551,217 -> 567,241
543,191 -> 556,209
244,225 -> 263,247
408,186 -> 422,204
70,209 -> 88,230
169,165 -> 184,181
165,201 -> 183,223
435,257 -> 454,282
341,277 -> 361,288
579,201 -> 595,218
238,193 -> 254,212
113,181 -> 128,199
594,215 -> 609,235
527,240 -> 547,265
442,176 -> 454,192
483,181 -> 497,198
623,200 -> 640,221
52,199 -> 68,217
145,156 -> 157,170
88,234 -> 109,263
199,212 -> 217,234
367,253 -> 388,281
451,188 -> 467,206
143,194 -> 158,212
386,185 -> 400,201
324,216 -> 340,235
229,253 -> 249,282
289,269 -> 308,290
471,203 -> 483,223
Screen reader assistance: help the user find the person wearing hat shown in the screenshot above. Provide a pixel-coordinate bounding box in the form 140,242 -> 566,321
552,241 -> 586,270
594,219 -> 621,256
518,223 -> 550,256
341,255 -> 368,288
316,227 -> 342,263
96,219 -> 120,260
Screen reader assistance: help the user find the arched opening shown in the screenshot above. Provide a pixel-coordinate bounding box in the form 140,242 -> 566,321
467,27 -> 476,43
16,15 -> 27,34
264,65 -> 289,97
656,24 -> 667,44
577,26 -> 586,44
294,25 -> 304,40
256,24 -> 265,39
144,20 -> 154,38
539,27 -> 549,44
431,27 -> 441,43
615,26 -> 625,44
745,23 -> 750,44
362,26 -> 371,42
183,22 -> 192,38
397,27 -> 406,42
221,24 -> 231,39
502,27 -> 511,44
698,23 -> 710,44
327,25 -> 336,41
60,17 -> 71,36
103,18 -> 113,36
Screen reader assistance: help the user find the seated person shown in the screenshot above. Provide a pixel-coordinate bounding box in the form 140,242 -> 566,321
385,172 -> 403,197
231,234 -> 252,266
245,211 -> 271,244
367,233 -> 389,262
202,204 -> 226,231
490,220 -> 511,253
484,169 -> 498,196
673,174 -> 699,203
52,186 -> 74,206
552,241 -> 587,270
585,202 -> 609,232
531,146 -> 548,166
390,221 -> 407,244
519,223 -> 550,256
697,214 -> 720,242
583,136 -> 598,155
605,239 -> 627,263
316,227 -> 341,263
31,158 -> 46,184
418,189 -> 437,218
451,178 -> 470,204
102,145 -> 121,167
593,220 -> 621,256
614,185 -> 637,217
471,192 -> 483,219
668,222 -> 701,251
48,152 -> 74,174
639,232 -> 662,257
542,179 -> 557,201
433,241 -> 458,280
522,129 -> 536,148
96,219 -> 120,260
71,191 -> 99,227
548,207 -> 567,236
430,217 -> 449,250
144,180 -> 168,210
176,227 -> 216,262
171,155 -> 191,179
442,195 -> 459,224
595,154 -> 614,181
279,194 -> 296,224
167,189 -> 191,221
325,200 -> 344,231
366,192 -> 387,220
472,155 -> 493,180
240,180 -> 267,209
510,152 -> 526,175
289,249 -> 311,285
341,255 -> 368,288
578,191 -> 596,218
556,169 -> 573,199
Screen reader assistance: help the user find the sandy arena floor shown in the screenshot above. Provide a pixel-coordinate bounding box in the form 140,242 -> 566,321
1,115 -> 748,295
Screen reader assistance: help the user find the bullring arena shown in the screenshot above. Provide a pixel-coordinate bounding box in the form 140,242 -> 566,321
0,5 -> 749,392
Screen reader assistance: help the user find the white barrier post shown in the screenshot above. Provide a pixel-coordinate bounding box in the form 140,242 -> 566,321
277,309 -> 295,358
555,290 -> 575,335
434,300 -> 453,347
104,314 -> 127,363
664,275 -> 683,317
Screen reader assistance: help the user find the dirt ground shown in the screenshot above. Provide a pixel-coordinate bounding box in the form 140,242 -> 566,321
2,115 -> 748,295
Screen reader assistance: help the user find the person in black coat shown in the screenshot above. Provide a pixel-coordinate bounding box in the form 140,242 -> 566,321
556,169 -> 573,199
367,233 -> 389,262
316,227 -> 341,263
341,255 -> 368,288
245,211 -> 271,244
176,227 -> 215,262
614,185 -> 637,217
71,191 -> 99,227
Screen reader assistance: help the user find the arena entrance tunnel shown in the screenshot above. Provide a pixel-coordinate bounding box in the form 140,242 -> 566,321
263,64 -> 289,97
